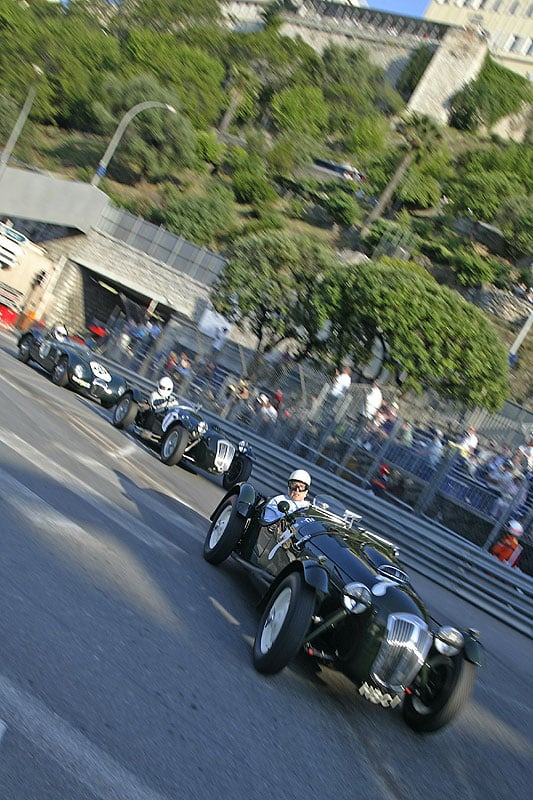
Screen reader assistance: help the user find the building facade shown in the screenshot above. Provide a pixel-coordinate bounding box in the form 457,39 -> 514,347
425,0 -> 533,79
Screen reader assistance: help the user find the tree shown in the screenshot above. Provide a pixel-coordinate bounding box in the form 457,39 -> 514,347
496,195 -> 533,257
361,114 -> 443,233
271,85 -> 329,139
153,184 -> 235,248
93,73 -> 196,181
210,231 -> 338,358
324,263 -> 509,411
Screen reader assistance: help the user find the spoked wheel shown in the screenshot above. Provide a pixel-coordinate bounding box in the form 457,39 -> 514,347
203,496 -> 247,565
18,336 -> 32,363
161,425 -> 189,466
113,394 -> 138,428
222,455 -> 253,490
402,654 -> 476,732
253,572 -> 315,675
52,357 -> 69,387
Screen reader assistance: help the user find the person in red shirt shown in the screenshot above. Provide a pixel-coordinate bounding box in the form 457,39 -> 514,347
490,519 -> 524,565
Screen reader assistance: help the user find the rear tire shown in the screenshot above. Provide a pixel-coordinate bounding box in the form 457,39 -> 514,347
203,496 -> 247,564
161,425 -> 189,466
52,357 -> 69,387
253,572 -> 315,675
113,394 -> 138,428
402,654 -> 476,733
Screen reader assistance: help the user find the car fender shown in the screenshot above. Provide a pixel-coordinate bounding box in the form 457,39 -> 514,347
463,632 -> 484,666
258,560 -> 329,613
209,482 -> 257,522
161,410 -> 183,433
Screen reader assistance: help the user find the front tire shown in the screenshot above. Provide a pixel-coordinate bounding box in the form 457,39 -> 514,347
18,335 -> 32,363
222,455 -> 253,490
52,357 -> 69,387
113,394 -> 138,428
253,572 -> 315,675
203,496 -> 247,565
161,425 -> 189,466
402,654 -> 476,733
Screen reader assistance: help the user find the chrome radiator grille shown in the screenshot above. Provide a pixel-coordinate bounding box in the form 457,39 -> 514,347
214,440 -> 236,471
371,613 -> 432,693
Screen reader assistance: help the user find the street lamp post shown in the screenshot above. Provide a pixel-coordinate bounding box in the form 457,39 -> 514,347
90,101 -> 176,187
0,65 -> 43,183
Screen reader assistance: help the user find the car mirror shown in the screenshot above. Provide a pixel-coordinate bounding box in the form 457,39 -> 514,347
277,500 -> 290,514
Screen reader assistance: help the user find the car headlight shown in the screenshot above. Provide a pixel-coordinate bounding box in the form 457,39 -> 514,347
342,582 -> 371,614
197,421 -> 208,435
435,626 -> 464,656
73,364 -> 85,378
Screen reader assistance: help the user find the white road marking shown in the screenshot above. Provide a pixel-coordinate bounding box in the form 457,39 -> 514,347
0,673 -> 173,800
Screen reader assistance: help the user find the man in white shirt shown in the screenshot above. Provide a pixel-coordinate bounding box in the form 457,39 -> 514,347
363,381 -> 383,421
330,365 -> 351,399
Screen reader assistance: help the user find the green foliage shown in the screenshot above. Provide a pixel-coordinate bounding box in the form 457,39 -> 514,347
448,246 -> 497,288
271,84 -> 329,138
232,154 -> 276,204
446,168 -> 524,222
211,230 -> 339,356
396,46 -> 433,101
195,131 -> 225,170
92,73 -> 196,181
153,183 -> 235,247
322,188 -> 361,227
324,263 -> 509,410
495,195 -> 533,257
450,56 -> 533,132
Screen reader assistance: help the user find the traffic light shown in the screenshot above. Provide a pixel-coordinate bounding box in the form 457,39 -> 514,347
32,270 -> 47,288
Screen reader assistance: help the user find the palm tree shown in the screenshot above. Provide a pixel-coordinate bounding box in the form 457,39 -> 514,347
361,113 -> 443,235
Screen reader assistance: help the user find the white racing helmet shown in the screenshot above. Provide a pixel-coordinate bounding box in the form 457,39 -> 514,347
158,376 -> 174,398
54,325 -> 68,342
288,469 -> 311,488
508,519 -> 524,537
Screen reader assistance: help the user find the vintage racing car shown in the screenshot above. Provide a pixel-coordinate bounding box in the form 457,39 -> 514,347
204,486 -> 483,732
17,324 -> 128,408
112,388 -> 254,489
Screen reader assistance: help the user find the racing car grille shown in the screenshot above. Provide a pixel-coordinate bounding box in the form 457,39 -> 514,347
371,613 -> 432,694
90,379 -> 110,398
214,440 -> 236,471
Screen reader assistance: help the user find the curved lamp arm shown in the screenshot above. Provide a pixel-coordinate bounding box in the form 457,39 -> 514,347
91,101 -> 175,187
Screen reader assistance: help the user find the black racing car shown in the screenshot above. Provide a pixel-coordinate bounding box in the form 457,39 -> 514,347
17,325 -> 128,408
112,387 -> 254,489
204,486 -> 483,733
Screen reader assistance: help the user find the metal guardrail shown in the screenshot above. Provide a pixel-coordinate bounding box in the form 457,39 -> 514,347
57,354 -> 533,640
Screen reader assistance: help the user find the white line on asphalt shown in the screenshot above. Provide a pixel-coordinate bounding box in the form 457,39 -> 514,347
0,673 -> 172,800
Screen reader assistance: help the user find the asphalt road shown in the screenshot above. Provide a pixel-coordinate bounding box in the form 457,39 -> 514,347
0,330 -> 532,800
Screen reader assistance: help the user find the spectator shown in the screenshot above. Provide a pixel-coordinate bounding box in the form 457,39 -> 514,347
457,426 -> 478,458
330,366 -> 352,399
491,475 -> 528,519
271,387 -> 284,411
210,325 -> 229,361
490,519 -> 524,565
424,429 -> 445,467
397,420 -> 414,447
362,381 -> 382,421
518,435 -> 533,476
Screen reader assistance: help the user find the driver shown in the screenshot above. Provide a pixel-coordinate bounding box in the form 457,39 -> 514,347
149,376 -> 175,411
262,469 -> 312,524
49,324 -> 68,343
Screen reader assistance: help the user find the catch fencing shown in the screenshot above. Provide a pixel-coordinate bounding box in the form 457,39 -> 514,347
103,361 -> 533,640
